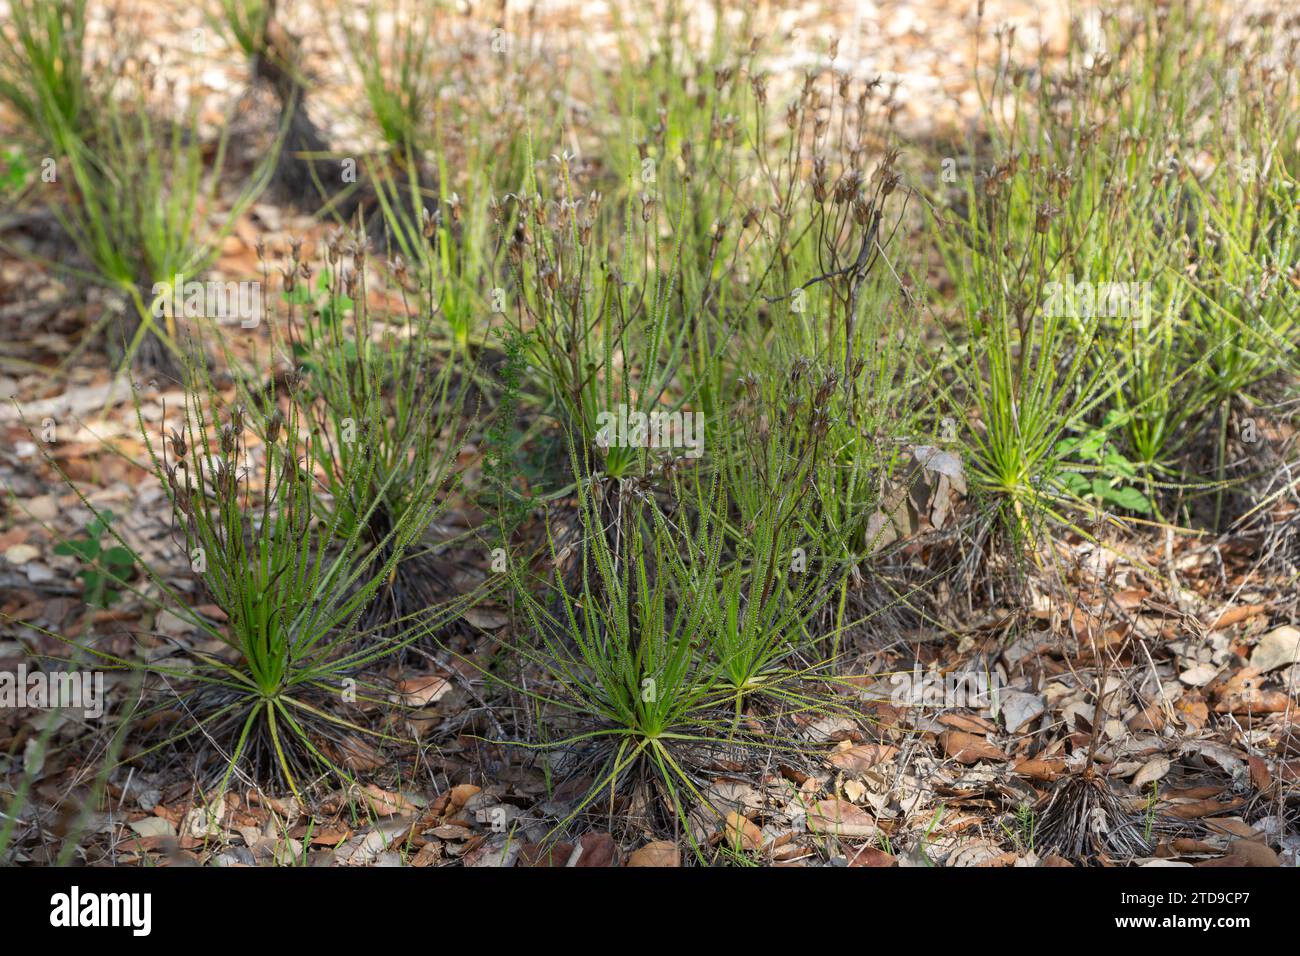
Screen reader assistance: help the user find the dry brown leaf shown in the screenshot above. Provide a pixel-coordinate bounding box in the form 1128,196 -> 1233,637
1248,755 -> 1273,791
462,607 -> 509,630
827,743 -> 897,772
1174,695 -> 1210,730
1206,604 -> 1269,630
572,831 -> 617,867
626,840 -> 680,867
846,844 -> 896,867
1132,756 -> 1171,790
360,784 -> 417,817
1167,797 -> 1246,819
333,735 -> 385,772
806,798 -> 877,837
939,712 -> 998,734
1249,626 -> 1300,673
939,730 -> 1007,764
517,842 -> 573,867
1011,757 -> 1065,782
397,674 -> 452,707
448,784 -> 481,809
1197,840 -> 1280,867
722,812 -> 763,851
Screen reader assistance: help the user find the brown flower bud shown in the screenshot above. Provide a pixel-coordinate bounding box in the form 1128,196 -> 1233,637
167,427 -> 187,459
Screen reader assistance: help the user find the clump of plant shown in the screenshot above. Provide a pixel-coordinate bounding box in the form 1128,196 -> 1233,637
335,0 -> 440,161
129,345 -> 463,793
496,149 -> 700,486
951,3 -> 1300,539
721,347 -> 934,654
494,441 -> 851,859
52,71 -> 278,371
271,229 -> 474,638
0,0 -> 91,156
673,48 -> 939,623
685,477 -> 843,716
24,337 -> 462,795
935,134 -> 1118,560
1053,413 -> 1155,516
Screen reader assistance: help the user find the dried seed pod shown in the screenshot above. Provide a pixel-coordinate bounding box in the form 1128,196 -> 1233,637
266,410 -> 283,445
811,407 -> 831,438
852,196 -> 873,226
815,372 -> 838,406
212,460 -> 235,499
390,254 -> 408,286
811,155 -> 829,203
167,427 -> 187,459
1034,203 -> 1060,234
834,169 -> 861,205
